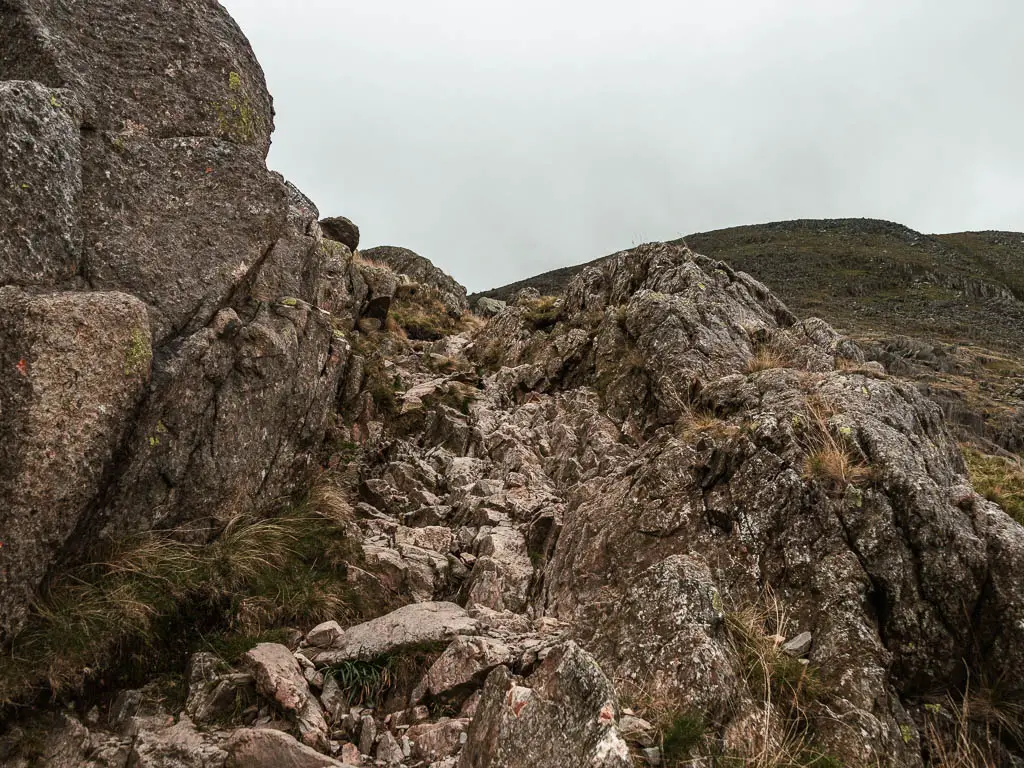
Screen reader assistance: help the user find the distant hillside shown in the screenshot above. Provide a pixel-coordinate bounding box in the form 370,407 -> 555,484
473,218 -> 1024,351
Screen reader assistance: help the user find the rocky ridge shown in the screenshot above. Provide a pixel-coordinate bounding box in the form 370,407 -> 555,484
1,3 -> 1023,768
473,219 -> 1024,456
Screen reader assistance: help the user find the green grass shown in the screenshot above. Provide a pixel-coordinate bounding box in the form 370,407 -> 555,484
661,710 -> 706,762
521,295 -> 561,332
325,660 -> 394,706
0,481 -> 359,705
964,447 -> 1024,525
324,642 -> 447,708
389,285 -> 468,341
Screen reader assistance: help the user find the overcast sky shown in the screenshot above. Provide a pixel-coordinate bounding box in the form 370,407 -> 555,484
223,0 -> 1024,293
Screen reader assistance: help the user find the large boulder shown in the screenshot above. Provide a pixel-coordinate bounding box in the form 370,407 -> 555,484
80,135 -> 288,342
95,300 -> 348,535
458,642 -> 631,768
0,80 -> 81,286
0,0 -> 359,598
412,635 -> 514,702
0,0 -> 274,153
225,729 -> 349,768
0,0 -> 282,339
0,288 -> 150,636
306,602 -> 479,665
244,644 -> 329,752
319,216 -> 360,252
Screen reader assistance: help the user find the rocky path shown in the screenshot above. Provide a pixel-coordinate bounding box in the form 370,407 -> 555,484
19,243 -> 1024,768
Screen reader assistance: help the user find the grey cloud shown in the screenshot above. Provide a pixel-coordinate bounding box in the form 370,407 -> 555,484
222,0 -> 1024,292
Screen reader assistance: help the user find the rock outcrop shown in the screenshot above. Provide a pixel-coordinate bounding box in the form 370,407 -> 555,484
0,0 -> 363,635
361,246 -> 468,318
5,232 -> 1024,768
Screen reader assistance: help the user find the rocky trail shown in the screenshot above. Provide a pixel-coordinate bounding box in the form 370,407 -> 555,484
1,2 -> 1023,767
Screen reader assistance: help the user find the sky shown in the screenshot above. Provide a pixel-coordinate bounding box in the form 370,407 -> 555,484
222,0 -> 1024,293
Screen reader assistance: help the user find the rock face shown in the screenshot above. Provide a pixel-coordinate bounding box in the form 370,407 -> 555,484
309,241 -> 1022,766
361,246 -> 468,317
458,642 -> 631,768
0,80 -> 81,285
0,288 -> 150,634
0,0 -> 365,633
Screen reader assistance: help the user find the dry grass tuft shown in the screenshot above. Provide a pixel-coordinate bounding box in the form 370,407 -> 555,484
720,589 -> 839,768
745,332 -> 799,375
797,395 -> 871,490
384,316 -> 408,339
963,447 -> 1024,526
521,295 -> 561,332
922,682 -> 1024,768
352,251 -> 392,271
803,445 -> 871,487
726,590 -> 823,721
747,346 -> 793,374
0,476 -> 359,705
388,286 -> 472,341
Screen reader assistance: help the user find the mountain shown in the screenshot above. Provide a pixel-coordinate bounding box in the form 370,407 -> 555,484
1,4 -> 1023,768
474,218 -> 1024,349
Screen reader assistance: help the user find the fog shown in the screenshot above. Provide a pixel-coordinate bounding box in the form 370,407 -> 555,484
222,0 -> 1024,292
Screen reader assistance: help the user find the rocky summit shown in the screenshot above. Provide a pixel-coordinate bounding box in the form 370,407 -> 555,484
1,3 -> 1023,768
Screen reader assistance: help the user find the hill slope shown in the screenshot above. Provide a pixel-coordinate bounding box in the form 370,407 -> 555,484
474,218 -> 1024,350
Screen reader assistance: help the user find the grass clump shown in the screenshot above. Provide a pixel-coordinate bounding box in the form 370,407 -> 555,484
615,680 -> 709,767
803,445 -> 870,488
662,710 -> 707,762
797,396 -> 871,491
619,589 -> 835,768
719,590 -> 837,768
389,284 -> 471,341
521,295 -> 561,332
922,681 -> 1024,768
746,341 -> 796,374
325,660 -> 393,706
0,480 -> 357,705
725,593 -> 823,718
362,358 -> 401,419
963,447 -> 1024,525
325,642 -> 446,710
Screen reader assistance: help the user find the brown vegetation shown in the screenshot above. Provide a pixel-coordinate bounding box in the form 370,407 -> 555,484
0,478 -> 359,705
